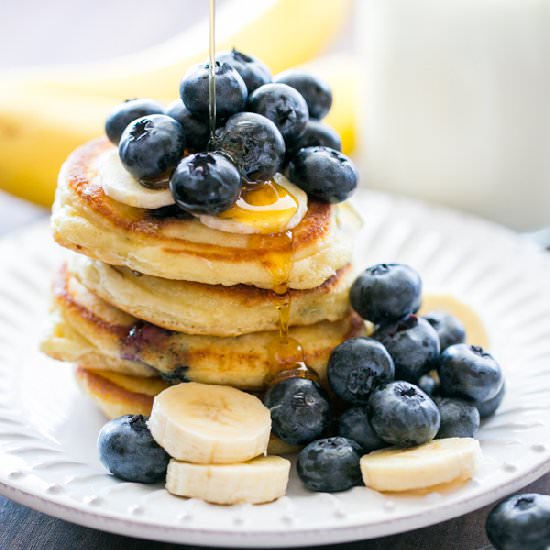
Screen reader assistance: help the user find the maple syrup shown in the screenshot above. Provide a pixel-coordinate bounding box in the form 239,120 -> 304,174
218,180 -> 300,234
208,0 -> 217,144
207,0 -> 314,384
216,193 -> 315,382
253,228 -> 318,385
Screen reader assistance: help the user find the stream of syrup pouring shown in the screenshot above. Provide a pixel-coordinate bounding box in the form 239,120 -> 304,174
207,0 -> 316,384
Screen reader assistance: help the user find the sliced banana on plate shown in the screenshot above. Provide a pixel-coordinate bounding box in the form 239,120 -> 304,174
360,438 -> 481,492
166,455 -> 290,505
421,292 -> 490,350
148,382 -> 271,464
98,149 -> 175,210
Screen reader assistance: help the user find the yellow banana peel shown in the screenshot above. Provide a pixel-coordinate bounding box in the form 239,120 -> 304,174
0,0 -> 357,206
0,85 -> 116,206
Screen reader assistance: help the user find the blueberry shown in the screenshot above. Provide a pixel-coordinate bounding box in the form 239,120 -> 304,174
350,264 -> 423,326
434,397 -> 480,439
327,337 -> 395,404
368,381 -> 440,447
166,100 -> 210,151
98,415 -> 169,483
486,494 -> 550,550
374,315 -> 440,382
216,48 -> 271,93
147,204 -> 193,221
337,406 -> 387,452
180,61 -> 247,119
247,83 -> 308,141
418,372 -> 440,397
159,366 -> 190,385
297,437 -> 363,493
286,121 -> 341,160
288,146 -> 357,203
263,377 -> 331,445
170,152 -> 241,215
423,311 -> 466,351
275,70 -> 332,120
214,112 -> 285,181
119,114 -> 185,188
121,321 -> 171,363
105,98 -> 165,145
476,381 -> 506,418
439,344 -> 503,403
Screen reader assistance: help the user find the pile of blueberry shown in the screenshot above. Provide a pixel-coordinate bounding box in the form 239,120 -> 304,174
264,263 -> 506,493
105,48 -> 357,215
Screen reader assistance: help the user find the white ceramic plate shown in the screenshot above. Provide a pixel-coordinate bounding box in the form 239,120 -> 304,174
1,190 -> 550,547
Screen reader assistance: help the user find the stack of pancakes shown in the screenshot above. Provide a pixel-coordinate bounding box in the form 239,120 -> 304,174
42,138 -> 363,426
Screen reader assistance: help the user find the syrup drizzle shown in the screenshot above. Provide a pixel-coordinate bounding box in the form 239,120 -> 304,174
208,0 -> 217,146
207,0 -> 313,384
217,180 -> 299,233
258,230 -> 318,385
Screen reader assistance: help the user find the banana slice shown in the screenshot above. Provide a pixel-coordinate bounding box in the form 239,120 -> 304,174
360,438 -> 481,493
148,382 -> 271,464
196,174 -> 308,234
166,455 -> 290,505
420,293 -> 490,349
98,149 -> 175,210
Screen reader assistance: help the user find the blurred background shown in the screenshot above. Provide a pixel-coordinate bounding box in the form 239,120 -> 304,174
0,1 -> 219,69
0,0 -> 548,233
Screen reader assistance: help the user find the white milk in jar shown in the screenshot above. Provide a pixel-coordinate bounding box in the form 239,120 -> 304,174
359,0 -> 550,230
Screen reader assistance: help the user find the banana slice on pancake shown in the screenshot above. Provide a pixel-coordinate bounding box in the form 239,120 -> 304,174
98,149 -> 307,234
99,149 -> 175,210
196,174 -> 308,235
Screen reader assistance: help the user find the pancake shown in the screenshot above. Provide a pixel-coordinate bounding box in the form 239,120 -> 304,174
69,254 -> 353,336
75,365 -> 169,418
75,366 -> 301,455
42,266 -> 366,390
42,308 -> 154,378
52,138 -> 353,290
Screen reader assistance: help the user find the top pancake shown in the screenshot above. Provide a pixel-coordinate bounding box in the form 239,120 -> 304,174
52,139 -> 354,290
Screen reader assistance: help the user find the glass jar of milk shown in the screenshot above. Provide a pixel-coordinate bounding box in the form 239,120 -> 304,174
359,0 -> 550,231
